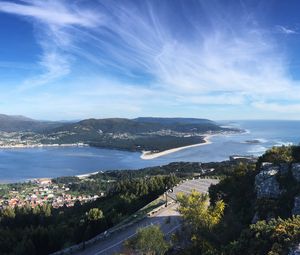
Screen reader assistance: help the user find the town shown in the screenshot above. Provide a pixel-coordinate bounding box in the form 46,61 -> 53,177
0,130 -> 87,148
0,177 -> 103,209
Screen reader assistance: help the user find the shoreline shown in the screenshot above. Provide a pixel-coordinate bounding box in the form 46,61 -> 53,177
76,171 -> 100,179
0,143 -> 89,149
140,135 -> 213,160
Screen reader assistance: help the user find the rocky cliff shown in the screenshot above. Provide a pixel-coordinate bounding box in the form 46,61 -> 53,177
255,161 -> 300,254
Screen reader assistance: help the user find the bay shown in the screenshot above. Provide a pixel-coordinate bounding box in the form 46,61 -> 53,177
1,120 -> 300,183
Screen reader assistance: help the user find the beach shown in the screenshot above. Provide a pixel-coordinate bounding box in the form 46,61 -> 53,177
76,171 -> 100,179
141,135 -> 213,160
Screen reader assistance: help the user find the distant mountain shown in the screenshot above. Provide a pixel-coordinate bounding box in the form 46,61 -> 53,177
0,114 -> 33,122
0,116 -> 240,151
53,117 -> 226,134
133,117 -> 221,132
134,117 -> 216,125
39,117 -> 238,151
0,114 -> 64,132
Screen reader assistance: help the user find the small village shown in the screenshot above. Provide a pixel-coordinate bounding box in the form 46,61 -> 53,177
0,178 -> 103,209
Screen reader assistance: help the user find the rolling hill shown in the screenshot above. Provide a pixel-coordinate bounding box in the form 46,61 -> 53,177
0,115 -> 240,152
0,114 -> 63,132
40,117 -> 238,151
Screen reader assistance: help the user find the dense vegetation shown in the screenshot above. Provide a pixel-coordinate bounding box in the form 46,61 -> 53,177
176,191 -> 225,254
51,117 -> 228,135
2,145 -> 299,255
0,114 -> 62,132
0,159 -> 247,255
177,187 -> 300,255
229,216 -> 300,255
0,115 -> 238,152
172,146 -> 300,255
252,146 -> 300,222
125,225 -> 169,255
0,175 -> 177,254
51,160 -> 253,197
87,135 -> 205,152
54,159 -> 250,184
41,117 -> 235,152
50,162 -> 206,196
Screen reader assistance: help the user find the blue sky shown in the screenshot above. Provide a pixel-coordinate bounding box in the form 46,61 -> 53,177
1,0 -> 300,120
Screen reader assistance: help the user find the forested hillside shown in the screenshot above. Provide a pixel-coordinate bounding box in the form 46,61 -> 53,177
1,147 -> 299,254
170,146 -> 300,255
0,174 -> 177,254
40,118 -> 237,151
0,114 -> 62,132
0,116 -> 238,152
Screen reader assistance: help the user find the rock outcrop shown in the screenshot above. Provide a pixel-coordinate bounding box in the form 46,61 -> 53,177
255,164 -> 281,199
292,163 -> 300,182
289,244 -> 300,255
292,196 -> 300,216
255,162 -> 300,217
255,162 -> 300,254
280,163 -> 289,175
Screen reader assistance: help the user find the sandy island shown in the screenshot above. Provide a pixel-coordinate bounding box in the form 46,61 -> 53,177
141,135 -> 213,160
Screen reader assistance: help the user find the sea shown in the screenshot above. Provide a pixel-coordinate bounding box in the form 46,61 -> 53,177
0,120 -> 300,183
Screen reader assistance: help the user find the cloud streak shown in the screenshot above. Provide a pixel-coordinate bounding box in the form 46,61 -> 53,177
276,25 -> 298,35
0,0 -> 300,118
0,0 -> 101,88
84,1 -> 300,107
0,0 -> 99,27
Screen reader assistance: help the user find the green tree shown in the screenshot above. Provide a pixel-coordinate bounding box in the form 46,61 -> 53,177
208,162 -> 257,245
41,204 -> 52,217
177,190 -> 225,254
14,237 -> 36,255
177,191 -> 225,231
87,208 -> 103,222
258,146 -> 294,165
126,225 -> 169,255
227,216 -> 300,255
1,207 -> 16,219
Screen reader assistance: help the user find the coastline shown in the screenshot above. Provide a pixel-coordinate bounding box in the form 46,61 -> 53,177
0,143 -> 88,149
76,171 -> 100,179
140,135 -> 213,160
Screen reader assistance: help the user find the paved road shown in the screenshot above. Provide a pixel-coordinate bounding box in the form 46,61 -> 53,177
75,178 -> 218,255
167,178 -> 219,200
76,203 -> 180,255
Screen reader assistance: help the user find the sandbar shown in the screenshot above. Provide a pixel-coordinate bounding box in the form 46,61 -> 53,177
141,135 -> 212,160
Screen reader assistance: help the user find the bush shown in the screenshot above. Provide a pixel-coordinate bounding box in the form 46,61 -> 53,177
227,216 -> 300,255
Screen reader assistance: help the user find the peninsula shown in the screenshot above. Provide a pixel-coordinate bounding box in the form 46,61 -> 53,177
141,134 -> 213,159
0,115 -> 240,154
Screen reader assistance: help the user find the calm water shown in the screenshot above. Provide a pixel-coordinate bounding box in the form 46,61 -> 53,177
1,120 -> 300,183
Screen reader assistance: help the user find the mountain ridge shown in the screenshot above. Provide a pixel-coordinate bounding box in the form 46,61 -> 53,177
0,114 -> 63,132
0,114 -> 240,152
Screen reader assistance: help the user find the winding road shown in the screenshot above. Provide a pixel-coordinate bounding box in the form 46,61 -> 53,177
74,178 -> 218,255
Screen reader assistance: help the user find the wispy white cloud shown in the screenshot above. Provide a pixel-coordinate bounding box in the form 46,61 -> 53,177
87,1 -> 300,107
177,93 -> 246,105
1,0 -> 300,118
19,51 -> 70,90
0,0 -> 101,88
276,25 -> 298,35
0,0 -> 100,27
253,101 -> 300,113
